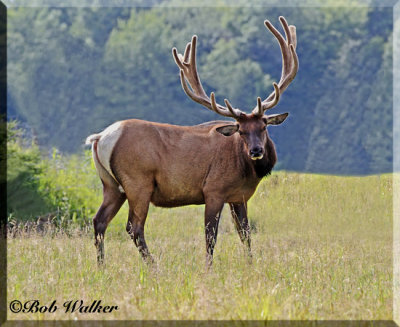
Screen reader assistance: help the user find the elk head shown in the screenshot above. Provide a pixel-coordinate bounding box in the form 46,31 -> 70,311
172,16 -> 298,160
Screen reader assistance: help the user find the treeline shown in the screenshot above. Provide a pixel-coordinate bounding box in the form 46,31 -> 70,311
7,3 -> 393,174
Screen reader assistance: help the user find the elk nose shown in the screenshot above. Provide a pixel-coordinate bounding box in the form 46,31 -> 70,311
250,146 -> 264,159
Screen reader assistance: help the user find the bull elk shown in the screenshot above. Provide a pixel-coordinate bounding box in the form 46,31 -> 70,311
86,16 -> 298,266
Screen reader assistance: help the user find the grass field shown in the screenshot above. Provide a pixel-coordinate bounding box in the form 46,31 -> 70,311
7,172 -> 393,320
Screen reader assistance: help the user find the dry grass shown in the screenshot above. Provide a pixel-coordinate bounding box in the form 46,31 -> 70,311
7,172 -> 393,320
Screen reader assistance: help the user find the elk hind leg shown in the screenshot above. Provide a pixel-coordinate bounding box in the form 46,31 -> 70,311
94,185 -> 126,265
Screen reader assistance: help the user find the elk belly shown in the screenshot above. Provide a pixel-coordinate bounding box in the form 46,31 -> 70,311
150,182 -> 205,207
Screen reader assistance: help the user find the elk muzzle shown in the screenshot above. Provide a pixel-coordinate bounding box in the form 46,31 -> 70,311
249,146 -> 264,160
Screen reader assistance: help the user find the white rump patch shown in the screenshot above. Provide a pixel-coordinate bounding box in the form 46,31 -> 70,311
96,122 -> 123,183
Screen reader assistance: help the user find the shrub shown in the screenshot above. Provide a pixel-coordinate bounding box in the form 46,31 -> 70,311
38,148 -> 101,227
7,121 -> 102,226
7,121 -> 51,220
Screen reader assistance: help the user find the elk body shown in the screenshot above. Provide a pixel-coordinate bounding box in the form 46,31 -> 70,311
86,17 -> 298,266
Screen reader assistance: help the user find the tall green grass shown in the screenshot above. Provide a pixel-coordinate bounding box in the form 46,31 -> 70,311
7,172 -> 392,320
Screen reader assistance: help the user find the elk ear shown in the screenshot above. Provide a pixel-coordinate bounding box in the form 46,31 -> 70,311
216,124 -> 239,136
264,113 -> 289,126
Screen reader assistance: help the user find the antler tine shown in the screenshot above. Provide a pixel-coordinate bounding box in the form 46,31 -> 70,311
252,17 -> 298,115
189,36 -> 197,70
224,99 -> 241,118
279,44 -> 298,92
183,42 -> 191,63
210,92 -> 238,117
255,83 -> 280,116
289,25 -> 297,49
264,19 -> 287,58
172,48 -> 183,69
173,35 -> 244,119
256,97 -> 263,116
179,70 -> 207,106
279,16 -> 294,75
280,16 -> 292,53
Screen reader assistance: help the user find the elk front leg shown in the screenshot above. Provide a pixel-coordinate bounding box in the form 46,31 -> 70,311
229,202 -> 252,261
204,198 -> 224,267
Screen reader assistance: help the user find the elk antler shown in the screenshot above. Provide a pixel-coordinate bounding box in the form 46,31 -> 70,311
172,36 -> 244,119
172,17 -> 298,119
252,16 -> 299,116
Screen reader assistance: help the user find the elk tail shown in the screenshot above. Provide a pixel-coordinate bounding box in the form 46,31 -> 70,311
85,133 -> 102,145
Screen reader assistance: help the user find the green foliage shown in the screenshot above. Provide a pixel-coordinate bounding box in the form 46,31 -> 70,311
6,122 -> 101,223
7,121 -> 51,219
37,149 -> 101,226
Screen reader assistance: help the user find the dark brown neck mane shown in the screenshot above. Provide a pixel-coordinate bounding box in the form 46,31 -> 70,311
254,137 -> 277,178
